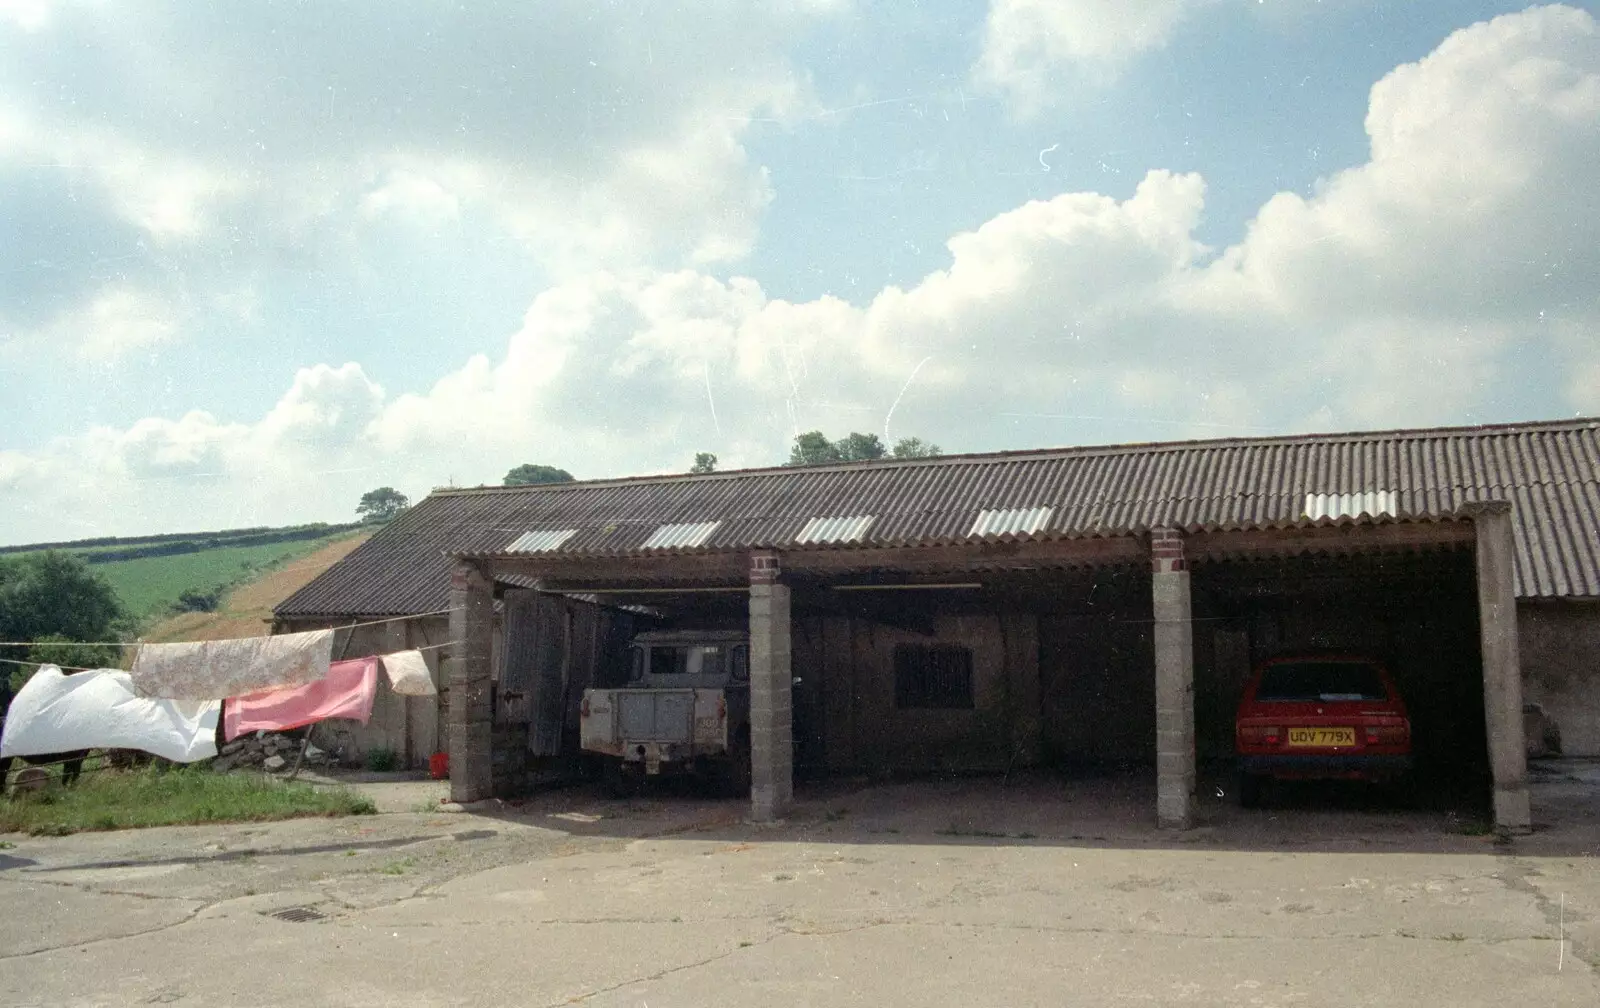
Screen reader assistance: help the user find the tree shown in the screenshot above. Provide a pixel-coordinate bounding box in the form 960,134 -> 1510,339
174,588 -> 222,613
891,437 -> 941,459
0,552 -> 128,686
690,453 -> 718,474
504,464 -> 575,486
21,634 -> 123,678
786,431 -> 842,466
836,432 -> 887,462
356,486 -> 410,523
786,431 -> 940,466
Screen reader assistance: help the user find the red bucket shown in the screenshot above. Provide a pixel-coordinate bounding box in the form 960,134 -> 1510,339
428,752 -> 449,780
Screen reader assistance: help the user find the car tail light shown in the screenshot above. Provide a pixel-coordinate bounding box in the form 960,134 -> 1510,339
1238,725 -> 1281,745
580,696 -> 590,719
1365,724 -> 1408,745
717,696 -> 727,722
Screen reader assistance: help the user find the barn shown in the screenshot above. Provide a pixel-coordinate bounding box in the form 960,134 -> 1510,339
274,417 -> 1600,833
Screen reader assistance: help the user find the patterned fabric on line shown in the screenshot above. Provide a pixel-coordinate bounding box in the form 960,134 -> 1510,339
131,629 -> 334,701
223,656 -> 378,741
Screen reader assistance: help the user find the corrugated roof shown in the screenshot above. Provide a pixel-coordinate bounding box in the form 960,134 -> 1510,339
796,515 -> 876,544
640,521 -> 720,550
275,417 -> 1600,616
970,506 -> 1055,538
506,529 -> 577,553
1303,491 -> 1397,521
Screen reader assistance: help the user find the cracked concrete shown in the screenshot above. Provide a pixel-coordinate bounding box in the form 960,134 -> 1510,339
0,770 -> 1596,1006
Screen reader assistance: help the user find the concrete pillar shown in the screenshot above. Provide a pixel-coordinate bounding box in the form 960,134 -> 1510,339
1151,529 -> 1196,830
447,562 -> 494,803
1470,502 -> 1531,834
748,550 -> 793,821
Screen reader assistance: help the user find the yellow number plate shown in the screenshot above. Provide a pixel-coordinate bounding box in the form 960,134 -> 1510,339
1288,727 -> 1355,747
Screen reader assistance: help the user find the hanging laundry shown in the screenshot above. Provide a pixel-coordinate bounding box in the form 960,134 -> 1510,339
223,656 -> 378,741
0,666 -> 220,763
131,628 -> 334,701
381,650 -> 437,696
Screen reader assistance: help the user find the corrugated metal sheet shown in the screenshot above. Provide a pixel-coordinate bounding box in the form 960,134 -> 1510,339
640,521 -> 720,550
506,529 -> 578,553
795,515 -> 876,544
1303,491 -> 1397,521
970,506 -> 1054,538
275,417 -> 1600,616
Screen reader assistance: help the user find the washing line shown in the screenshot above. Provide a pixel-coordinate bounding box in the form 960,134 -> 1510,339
0,639 -> 460,674
0,606 -> 462,651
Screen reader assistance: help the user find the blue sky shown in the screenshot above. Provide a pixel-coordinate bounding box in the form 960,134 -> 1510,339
1,1 -> 1597,543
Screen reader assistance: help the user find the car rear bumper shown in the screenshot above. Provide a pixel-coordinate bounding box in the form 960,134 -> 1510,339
1239,754 -> 1413,780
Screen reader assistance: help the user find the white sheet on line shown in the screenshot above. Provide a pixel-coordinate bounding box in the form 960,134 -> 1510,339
381,650 -> 437,696
130,628 -> 334,701
1,666 -> 220,763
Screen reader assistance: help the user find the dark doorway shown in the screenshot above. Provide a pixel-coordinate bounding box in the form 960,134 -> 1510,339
1193,549 -> 1488,809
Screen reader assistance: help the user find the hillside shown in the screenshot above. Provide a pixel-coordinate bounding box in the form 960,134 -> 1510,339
142,533 -> 371,642
5,523 -> 369,627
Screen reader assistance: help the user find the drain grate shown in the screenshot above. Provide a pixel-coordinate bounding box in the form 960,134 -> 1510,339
265,905 -> 327,923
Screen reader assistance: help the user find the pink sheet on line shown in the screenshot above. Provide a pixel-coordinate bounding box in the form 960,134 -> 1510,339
223,656 -> 378,742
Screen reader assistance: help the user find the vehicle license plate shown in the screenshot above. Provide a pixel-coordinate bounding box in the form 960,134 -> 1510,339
1287,727 -> 1355,747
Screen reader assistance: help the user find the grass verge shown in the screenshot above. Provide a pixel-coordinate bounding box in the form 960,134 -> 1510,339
1,765 -> 377,836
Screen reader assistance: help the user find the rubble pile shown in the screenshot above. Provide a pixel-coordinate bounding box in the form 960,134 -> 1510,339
212,731 -> 334,773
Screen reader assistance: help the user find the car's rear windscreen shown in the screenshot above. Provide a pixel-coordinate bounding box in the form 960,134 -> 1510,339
1255,662 -> 1388,702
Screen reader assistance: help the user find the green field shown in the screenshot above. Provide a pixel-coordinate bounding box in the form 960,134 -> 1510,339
94,534 -> 356,622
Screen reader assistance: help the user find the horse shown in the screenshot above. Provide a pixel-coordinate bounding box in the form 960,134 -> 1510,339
0,673 -> 88,789
0,750 -> 89,788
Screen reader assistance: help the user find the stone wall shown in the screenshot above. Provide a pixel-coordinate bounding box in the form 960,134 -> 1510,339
804,611 -> 1040,776
1520,599 -> 1600,757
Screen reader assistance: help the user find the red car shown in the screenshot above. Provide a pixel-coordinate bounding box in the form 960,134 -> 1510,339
1234,656 -> 1412,807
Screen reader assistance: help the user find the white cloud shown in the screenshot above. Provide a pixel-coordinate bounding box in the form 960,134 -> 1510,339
358,172 -> 460,224
976,0 -> 1213,110
0,1 -> 837,364
46,286 -> 183,361
0,0 -> 50,31
0,3 -> 823,269
2,5 -> 1597,542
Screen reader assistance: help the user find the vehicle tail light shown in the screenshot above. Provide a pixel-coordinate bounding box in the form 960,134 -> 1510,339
1238,725 -> 1281,745
1365,723 -> 1408,745
580,696 -> 590,719
717,696 -> 727,722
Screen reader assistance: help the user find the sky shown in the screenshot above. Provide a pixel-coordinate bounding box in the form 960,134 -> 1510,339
1,0 -> 1596,544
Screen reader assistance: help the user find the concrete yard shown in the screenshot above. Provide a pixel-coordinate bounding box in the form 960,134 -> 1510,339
2,766 -> 1597,1007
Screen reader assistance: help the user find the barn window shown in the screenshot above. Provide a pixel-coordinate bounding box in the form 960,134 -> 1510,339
894,645 -> 974,709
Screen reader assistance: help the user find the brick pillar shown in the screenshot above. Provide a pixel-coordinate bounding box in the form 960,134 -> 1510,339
1470,503 -> 1531,834
447,562 -> 494,803
1151,528 -> 1196,830
748,550 -> 793,822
